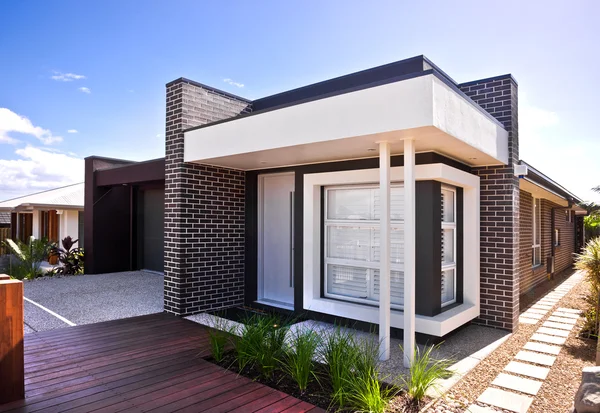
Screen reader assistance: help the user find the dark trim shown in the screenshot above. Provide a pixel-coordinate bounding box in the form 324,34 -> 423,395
415,181 -> 442,316
244,172 -> 259,305
456,187 -> 464,304
96,159 -> 165,187
165,77 -> 252,103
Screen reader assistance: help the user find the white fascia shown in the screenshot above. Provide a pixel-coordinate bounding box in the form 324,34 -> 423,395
303,163 -> 480,337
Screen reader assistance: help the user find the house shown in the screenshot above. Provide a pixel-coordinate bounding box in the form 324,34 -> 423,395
0,183 -> 84,246
84,55 -> 586,363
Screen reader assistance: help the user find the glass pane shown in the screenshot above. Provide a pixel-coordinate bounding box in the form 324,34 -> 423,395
327,264 -> 369,299
372,227 -> 404,264
532,246 -> 541,266
373,269 -> 404,305
327,226 -> 371,261
442,229 -> 455,264
374,187 -> 404,221
441,269 -> 455,304
327,188 -> 372,220
441,188 -> 455,223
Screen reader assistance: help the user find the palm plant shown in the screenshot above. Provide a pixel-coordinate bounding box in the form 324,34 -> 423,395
575,237 -> 600,337
3,237 -> 50,280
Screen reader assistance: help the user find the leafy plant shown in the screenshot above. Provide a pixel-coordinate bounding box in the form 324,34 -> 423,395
576,237 -> 600,337
49,236 -> 84,275
344,364 -> 397,413
400,343 -> 454,403
321,326 -> 358,407
280,328 -> 321,393
2,237 -> 50,280
235,313 -> 290,379
207,316 -> 237,362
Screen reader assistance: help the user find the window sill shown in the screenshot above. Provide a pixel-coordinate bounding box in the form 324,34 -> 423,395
532,264 -> 543,270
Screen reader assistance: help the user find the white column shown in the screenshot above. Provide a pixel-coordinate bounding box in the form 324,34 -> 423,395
32,210 -> 40,239
403,138 -> 416,367
378,141 -> 391,361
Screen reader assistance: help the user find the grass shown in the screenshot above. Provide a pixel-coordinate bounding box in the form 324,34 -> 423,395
344,365 -> 398,413
280,328 -> 321,393
400,343 -> 454,403
235,313 -> 290,379
320,325 -> 358,407
206,315 -> 237,362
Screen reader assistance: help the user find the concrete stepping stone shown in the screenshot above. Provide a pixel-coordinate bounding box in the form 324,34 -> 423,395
492,372 -> 543,396
537,326 -> 570,337
523,341 -> 562,355
521,312 -> 544,319
505,361 -> 550,380
477,387 -> 533,413
526,308 -> 548,315
552,311 -> 579,319
515,350 -> 556,366
542,321 -> 574,331
467,404 -> 497,413
558,308 -> 582,314
532,304 -> 553,310
519,317 -> 539,325
548,316 -> 577,324
531,333 -> 567,345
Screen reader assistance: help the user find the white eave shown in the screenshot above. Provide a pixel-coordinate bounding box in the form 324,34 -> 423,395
184,74 -> 509,170
0,183 -> 84,212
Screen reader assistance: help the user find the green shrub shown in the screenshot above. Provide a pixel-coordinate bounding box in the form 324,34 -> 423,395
576,237 -> 600,337
280,328 -> 321,393
321,326 -> 358,407
344,365 -> 397,413
49,236 -> 84,275
236,313 -> 289,379
3,237 -> 50,280
400,343 -> 454,403
207,316 -> 237,362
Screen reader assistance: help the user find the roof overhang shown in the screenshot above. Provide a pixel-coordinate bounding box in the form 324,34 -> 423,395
184,73 -> 509,170
518,160 -> 583,208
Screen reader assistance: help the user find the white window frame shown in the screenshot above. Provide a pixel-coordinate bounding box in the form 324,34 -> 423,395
323,183 -> 405,309
441,185 -> 457,307
532,198 -> 541,267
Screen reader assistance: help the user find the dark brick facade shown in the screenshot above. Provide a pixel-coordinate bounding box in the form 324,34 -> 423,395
459,76 -> 520,331
519,189 -> 576,297
164,79 -> 252,315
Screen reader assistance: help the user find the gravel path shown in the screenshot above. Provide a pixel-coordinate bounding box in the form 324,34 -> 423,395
23,271 -> 164,333
423,270 -> 592,413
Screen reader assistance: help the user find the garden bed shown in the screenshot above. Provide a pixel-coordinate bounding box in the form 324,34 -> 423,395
197,313 -> 440,413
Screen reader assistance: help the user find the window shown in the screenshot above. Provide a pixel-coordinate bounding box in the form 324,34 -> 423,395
441,186 -> 457,306
324,185 -> 405,308
323,183 -> 458,310
532,198 -> 541,266
555,228 -> 560,246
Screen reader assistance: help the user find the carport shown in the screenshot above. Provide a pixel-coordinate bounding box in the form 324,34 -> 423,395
84,156 -> 165,274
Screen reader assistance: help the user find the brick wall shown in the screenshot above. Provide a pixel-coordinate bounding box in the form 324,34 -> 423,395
519,189 -> 576,297
459,76 -> 520,331
164,79 -> 252,315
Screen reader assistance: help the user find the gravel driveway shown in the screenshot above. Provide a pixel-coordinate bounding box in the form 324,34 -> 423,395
23,271 -> 163,333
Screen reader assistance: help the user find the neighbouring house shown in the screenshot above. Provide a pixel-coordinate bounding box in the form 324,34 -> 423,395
84,55 -> 586,360
0,183 -> 85,247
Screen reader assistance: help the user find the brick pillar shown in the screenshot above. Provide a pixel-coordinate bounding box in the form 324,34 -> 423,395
164,78 -> 252,316
459,75 -> 520,331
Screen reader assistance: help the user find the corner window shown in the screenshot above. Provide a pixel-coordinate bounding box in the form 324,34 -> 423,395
441,186 -> 457,306
532,198 -> 541,267
324,185 -> 405,308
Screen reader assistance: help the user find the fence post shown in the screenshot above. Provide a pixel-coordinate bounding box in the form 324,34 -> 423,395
0,275 -> 25,404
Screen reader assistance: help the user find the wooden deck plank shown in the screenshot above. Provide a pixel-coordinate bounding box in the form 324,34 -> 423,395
0,313 -> 321,413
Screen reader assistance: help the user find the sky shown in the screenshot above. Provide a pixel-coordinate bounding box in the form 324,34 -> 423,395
0,0 -> 599,202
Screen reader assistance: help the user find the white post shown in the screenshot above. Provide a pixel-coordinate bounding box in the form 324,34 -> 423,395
403,138 -> 416,367
379,141 -> 391,361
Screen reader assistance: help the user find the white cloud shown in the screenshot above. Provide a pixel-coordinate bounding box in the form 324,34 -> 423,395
0,108 -> 63,145
51,71 -> 86,82
78,87 -> 91,94
223,78 -> 244,88
0,146 -> 84,199
67,129 -> 78,134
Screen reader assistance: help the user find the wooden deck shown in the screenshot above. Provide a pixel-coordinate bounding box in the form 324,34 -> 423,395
0,313 -> 325,413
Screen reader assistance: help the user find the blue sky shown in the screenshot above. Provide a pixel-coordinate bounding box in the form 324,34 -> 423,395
1,0 -> 599,202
